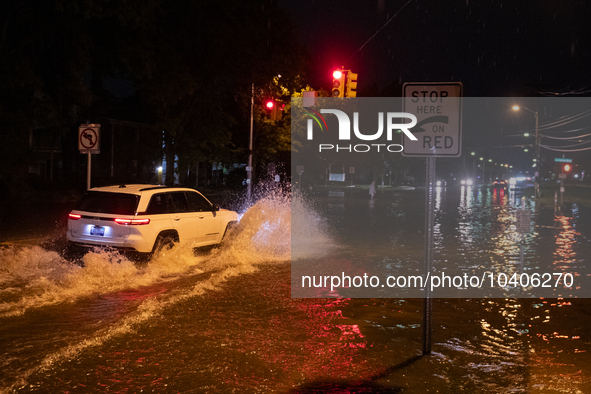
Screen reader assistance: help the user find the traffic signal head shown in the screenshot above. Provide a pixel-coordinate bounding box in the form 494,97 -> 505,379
346,71 -> 358,97
332,69 -> 345,97
564,164 -> 571,172
263,99 -> 282,121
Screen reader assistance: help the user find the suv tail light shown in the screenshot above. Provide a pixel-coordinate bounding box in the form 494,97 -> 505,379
68,213 -> 82,220
114,218 -> 151,225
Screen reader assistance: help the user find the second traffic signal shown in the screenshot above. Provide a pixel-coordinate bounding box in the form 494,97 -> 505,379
346,71 -> 358,97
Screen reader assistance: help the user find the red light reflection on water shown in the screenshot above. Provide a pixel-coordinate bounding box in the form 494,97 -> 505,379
189,296 -> 378,391
553,214 -> 579,265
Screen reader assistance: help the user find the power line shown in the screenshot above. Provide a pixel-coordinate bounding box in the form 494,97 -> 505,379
349,0 -> 414,60
540,145 -> 591,152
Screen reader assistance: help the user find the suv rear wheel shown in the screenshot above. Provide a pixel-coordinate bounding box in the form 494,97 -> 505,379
152,232 -> 178,256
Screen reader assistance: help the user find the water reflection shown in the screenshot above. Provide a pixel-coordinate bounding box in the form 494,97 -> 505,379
554,212 -> 579,267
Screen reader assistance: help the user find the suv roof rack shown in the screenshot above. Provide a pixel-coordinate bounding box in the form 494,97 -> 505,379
139,186 -> 167,192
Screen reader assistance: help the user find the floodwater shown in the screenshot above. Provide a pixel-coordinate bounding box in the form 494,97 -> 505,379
0,186 -> 590,393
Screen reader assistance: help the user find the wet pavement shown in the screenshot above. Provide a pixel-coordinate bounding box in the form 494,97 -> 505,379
0,187 -> 590,393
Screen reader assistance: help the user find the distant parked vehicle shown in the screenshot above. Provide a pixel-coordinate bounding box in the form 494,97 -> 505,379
492,180 -> 507,188
67,184 -> 238,256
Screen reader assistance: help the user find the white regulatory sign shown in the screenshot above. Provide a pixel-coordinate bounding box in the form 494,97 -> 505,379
402,82 -> 463,157
78,124 -> 101,154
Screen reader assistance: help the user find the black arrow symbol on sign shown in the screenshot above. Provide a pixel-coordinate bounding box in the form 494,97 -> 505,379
410,115 -> 449,134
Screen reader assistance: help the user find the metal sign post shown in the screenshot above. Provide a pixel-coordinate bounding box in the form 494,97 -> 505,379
402,83 -> 463,356
516,197 -> 532,276
78,124 -> 101,190
423,156 -> 436,355
87,151 -> 91,190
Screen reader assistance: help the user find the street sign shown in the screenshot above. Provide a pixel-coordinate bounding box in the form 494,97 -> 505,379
302,91 -> 318,107
402,82 -> 463,157
329,173 -> 345,182
559,174 -> 567,179
516,210 -> 531,233
555,158 -> 572,163
78,124 -> 101,154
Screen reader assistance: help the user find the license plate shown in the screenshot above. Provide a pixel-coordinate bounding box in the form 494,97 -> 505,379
90,226 -> 105,236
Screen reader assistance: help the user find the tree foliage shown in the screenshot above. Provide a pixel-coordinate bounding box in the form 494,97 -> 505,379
0,0 -> 307,190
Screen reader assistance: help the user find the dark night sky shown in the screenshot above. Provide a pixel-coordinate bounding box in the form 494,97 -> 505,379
282,0 -> 591,97
281,0 -> 591,175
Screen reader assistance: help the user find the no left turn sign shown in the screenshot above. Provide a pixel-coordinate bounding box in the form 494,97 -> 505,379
78,124 -> 101,153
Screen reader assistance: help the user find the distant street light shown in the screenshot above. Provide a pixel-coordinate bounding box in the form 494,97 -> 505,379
513,105 -> 540,197
479,157 -> 487,182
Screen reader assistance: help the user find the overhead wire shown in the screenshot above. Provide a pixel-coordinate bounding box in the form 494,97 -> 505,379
542,131 -> 591,140
540,145 -> 591,152
349,0 -> 414,60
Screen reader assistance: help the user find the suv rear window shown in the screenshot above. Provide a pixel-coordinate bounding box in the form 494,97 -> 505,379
76,191 -> 140,215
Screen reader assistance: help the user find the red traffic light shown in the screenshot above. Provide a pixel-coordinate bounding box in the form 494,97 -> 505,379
265,100 -> 274,110
564,164 -> 571,172
332,69 -> 346,97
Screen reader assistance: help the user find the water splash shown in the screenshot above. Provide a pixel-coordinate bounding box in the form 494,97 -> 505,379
0,189 -> 333,318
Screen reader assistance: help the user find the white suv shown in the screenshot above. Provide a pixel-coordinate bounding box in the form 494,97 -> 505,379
67,185 -> 238,255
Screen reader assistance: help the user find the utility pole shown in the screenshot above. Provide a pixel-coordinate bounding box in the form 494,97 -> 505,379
534,110 -> 540,198
247,83 -> 254,203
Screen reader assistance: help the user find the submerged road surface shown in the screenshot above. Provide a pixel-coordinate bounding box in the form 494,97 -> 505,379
1,188 -> 590,393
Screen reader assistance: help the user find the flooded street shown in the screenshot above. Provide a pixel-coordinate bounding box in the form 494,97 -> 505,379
1,187 -> 590,393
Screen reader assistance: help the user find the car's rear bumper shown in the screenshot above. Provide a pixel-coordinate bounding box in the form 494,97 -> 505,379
67,231 -> 153,253
67,240 -> 139,252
